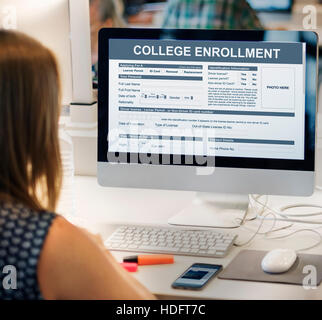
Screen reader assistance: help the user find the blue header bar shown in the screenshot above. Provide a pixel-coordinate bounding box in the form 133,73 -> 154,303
109,39 -> 303,64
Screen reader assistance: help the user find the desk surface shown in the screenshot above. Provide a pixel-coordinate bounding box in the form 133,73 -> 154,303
70,175 -> 322,300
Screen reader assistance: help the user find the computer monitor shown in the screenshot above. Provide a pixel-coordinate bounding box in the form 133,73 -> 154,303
247,0 -> 293,12
98,28 -> 317,228
0,0 -> 93,107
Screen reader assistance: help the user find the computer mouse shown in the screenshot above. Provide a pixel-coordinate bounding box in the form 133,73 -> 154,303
261,248 -> 297,274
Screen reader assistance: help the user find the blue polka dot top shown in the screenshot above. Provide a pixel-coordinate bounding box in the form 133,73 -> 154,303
0,202 -> 56,300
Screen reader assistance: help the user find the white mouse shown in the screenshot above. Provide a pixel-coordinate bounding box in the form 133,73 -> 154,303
261,248 -> 297,274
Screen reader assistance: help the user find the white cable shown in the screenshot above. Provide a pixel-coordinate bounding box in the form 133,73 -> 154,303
265,229 -> 322,252
256,215 -> 322,225
279,204 -> 322,218
234,194 -> 322,251
234,194 -> 266,226
234,212 -> 277,247
235,195 -> 292,246
251,194 -> 322,225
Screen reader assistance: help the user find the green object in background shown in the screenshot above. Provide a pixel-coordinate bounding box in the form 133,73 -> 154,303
162,0 -> 263,30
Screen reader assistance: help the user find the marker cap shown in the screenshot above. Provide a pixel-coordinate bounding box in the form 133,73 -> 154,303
120,262 -> 138,272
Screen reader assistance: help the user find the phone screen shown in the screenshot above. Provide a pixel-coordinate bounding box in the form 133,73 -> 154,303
172,263 -> 222,290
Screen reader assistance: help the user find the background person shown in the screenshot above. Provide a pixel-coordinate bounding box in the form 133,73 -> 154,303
90,0 -> 126,84
162,0 -> 263,30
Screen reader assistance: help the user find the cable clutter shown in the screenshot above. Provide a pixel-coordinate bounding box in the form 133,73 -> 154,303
234,193 -> 322,252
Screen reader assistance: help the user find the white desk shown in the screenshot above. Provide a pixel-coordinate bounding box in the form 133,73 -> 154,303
71,175 -> 322,300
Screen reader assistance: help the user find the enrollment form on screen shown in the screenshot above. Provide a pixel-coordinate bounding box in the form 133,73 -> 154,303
108,39 -> 306,160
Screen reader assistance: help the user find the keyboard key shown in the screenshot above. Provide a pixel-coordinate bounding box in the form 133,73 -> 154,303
216,253 -> 225,257
216,244 -> 229,250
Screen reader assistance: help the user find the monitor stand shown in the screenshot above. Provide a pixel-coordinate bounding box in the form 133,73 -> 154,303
168,193 -> 249,229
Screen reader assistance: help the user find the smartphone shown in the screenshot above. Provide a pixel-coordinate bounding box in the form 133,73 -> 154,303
172,263 -> 223,290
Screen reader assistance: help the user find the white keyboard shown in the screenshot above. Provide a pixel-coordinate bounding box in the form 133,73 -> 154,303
105,225 -> 237,258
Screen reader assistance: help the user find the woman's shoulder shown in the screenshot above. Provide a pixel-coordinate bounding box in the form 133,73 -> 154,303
37,212 -> 111,299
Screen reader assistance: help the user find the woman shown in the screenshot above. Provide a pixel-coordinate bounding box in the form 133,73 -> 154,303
0,30 -> 154,300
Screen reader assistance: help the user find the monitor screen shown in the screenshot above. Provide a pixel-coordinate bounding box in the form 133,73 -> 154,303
247,0 -> 293,12
98,29 -> 317,172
